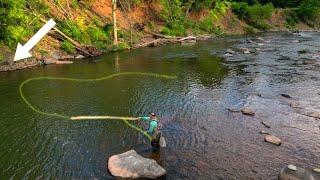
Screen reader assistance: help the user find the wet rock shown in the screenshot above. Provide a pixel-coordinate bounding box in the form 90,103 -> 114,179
227,108 -> 240,112
291,40 -> 300,43
239,48 -> 251,54
290,101 -> 301,108
75,55 -> 85,59
251,92 -> 262,97
247,39 -> 254,43
0,58 -> 38,72
264,135 -> 281,146
261,121 -> 271,128
281,94 -> 292,98
257,43 -> 264,46
226,49 -> 235,54
260,130 -> 269,135
298,49 -> 310,54
108,150 -> 166,179
279,165 -> 320,180
302,59 -> 317,65
305,111 -> 320,119
256,37 -> 265,42
278,55 -> 291,60
241,107 -> 255,116
224,53 -> 234,57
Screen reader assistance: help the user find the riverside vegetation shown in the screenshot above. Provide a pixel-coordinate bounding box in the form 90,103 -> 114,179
0,0 -> 319,64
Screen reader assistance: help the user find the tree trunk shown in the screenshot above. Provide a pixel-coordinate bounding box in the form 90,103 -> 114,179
112,0 -> 118,46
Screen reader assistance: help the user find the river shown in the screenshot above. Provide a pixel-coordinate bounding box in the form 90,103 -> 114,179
0,32 -> 319,179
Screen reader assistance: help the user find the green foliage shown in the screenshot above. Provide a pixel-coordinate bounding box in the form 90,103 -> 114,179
0,0 -> 31,49
112,42 -> 129,51
87,25 -> 108,42
0,54 -> 4,62
61,40 -> 76,54
59,18 -> 112,49
189,0 -> 217,12
70,0 -> 79,8
258,0 -> 302,8
160,0 -> 228,36
232,2 -> 273,30
160,0 -> 185,36
285,10 -> 299,28
250,21 -> 271,30
296,0 -> 320,27
244,25 -> 255,33
247,3 -> 273,22
231,2 -> 249,19
60,20 -> 84,43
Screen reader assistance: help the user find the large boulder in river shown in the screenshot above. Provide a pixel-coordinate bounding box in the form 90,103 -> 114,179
108,150 -> 166,179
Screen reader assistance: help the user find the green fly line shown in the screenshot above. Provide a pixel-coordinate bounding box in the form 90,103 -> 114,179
19,72 -> 177,141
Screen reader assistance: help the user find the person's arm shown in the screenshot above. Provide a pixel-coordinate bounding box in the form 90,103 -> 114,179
139,116 -> 151,122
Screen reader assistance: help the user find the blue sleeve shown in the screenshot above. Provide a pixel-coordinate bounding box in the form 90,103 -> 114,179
147,121 -> 158,134
140,116 -> 151,122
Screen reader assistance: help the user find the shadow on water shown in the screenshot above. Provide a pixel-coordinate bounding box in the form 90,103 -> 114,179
0,32 -> 319,179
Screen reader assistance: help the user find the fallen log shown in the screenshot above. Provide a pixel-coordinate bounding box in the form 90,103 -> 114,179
143,29 -> 182,39
178,36 -> 196,42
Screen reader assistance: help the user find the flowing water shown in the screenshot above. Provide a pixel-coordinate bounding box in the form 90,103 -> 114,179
0,32 -> 320,179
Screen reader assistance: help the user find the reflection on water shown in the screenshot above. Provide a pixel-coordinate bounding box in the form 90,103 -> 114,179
0,32 -> 320,179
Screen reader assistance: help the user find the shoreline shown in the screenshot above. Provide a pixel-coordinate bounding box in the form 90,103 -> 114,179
0,29 -> 319,73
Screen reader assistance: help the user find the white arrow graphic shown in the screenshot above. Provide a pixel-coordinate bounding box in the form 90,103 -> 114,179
14,19 -> 56,61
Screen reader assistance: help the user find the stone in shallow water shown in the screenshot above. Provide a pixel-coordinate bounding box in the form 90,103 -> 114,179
108,150 -> 166,179
279,165 -> 320,180
281,94 -> 292,98
241,107 -> 255,116
260,130 -> 269,135
288,164 -> 297,171
261,121 -> 271,128
305,112 -> 320,119
290,101 -> 301,108
264,135 -> 281,146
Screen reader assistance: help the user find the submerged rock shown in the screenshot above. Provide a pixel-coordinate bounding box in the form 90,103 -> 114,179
241,107 -> 255,116
298,49 -> 310,54
279,165 -> 320,180
261,121 -> 271,128
278,55 -> 291,61
281,94 -> 292,98
108,150 -> 166,179
264,135 -> 281,146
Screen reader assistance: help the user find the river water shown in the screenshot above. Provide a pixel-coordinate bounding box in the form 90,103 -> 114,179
0,32 -> 319,179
